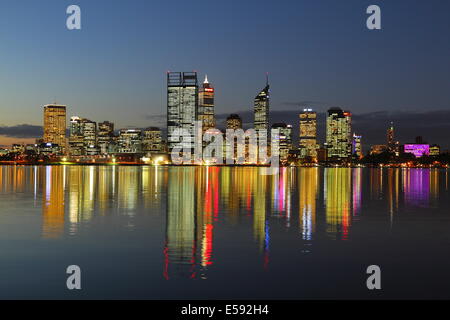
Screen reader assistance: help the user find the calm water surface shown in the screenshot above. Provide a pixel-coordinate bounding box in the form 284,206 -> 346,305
1,165 -> 450,299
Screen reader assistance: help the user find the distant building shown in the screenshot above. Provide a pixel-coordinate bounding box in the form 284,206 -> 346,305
68,116 -> 84,156
326,108 -> 352,160
142,127 -> 163,153
430,144 -> 440,156
403,144 -> 430,158
387,122 -> 396,152
299,109 -> 317,159
118,129 -> 142,153
98,121 -> 115,154
11,144 -> 25,154
226,114 -> 242,130
38,143 -> 61,156
254,77 -> 270,133
370,145 -> 388,155
167,72 -> 198,156
352,134 -> 362,159
198,75 -> 215,133
43,104 -> 66,153
271,123 -> 292,162
68,117 -> 98,156
82,119 -> 97,153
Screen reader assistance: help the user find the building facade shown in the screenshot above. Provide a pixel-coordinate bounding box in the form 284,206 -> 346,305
167,72 -> 198,157
98,121 -> 115,155
326,108 -> 352,160
226,114 -> 242,130
43,104 -> 66,152
118,129 -> 142,153
254,79 -> 270,133
352,134 -> 363,159
142,127 -> 163,153
271,123 -> 292,163
299,109 -> 317,159
198,75 -> 215,134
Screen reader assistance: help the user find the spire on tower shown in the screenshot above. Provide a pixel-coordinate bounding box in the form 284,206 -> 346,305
265,72 -> 269,86
204,74 -> 209,84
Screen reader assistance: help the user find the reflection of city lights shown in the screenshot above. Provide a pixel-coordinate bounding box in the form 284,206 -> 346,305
154,157 -> 164,166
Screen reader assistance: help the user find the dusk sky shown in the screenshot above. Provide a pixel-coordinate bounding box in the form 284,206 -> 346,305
1,0 -> 449,148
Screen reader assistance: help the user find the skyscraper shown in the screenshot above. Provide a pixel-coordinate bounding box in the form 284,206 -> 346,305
299,109 -> 317,159
352,133 -> 363,159
167,72 -> 199,156
82,119 -> 97,150
98,121 -> 115,154
43,104 -> 66,150
226,114 -> 242,130
198,75 -> 215,134
254,76 -> 270,132
326,108 -> 352,160
271,123 -> 292,162
68,116 -> 84,156
387,122 -> 395,151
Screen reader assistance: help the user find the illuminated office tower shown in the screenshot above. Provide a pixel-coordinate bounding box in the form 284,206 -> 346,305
387,122 -> 399,155
68,116 -> 84,156
226,114 -> 242,130
98,121 -> 114,154
142,127 -> 163,153
299,109 -> 317,159
271,123 -> 292,162
198,75 -> 215,133
254,76 -> 270,132
167,72 -> 198,156
326,108 -> 352,160
81,119 -> 97,150
387,122 -> 394,149
254,77 -> 270,163
43,104 -> 66,151
118,129 -> 142,153
352,133 -> 363,159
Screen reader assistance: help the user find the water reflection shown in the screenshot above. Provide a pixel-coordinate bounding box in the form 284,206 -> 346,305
0,166 -> 447,279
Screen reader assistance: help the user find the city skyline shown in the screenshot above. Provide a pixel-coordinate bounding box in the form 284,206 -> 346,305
1,0 -> 450,148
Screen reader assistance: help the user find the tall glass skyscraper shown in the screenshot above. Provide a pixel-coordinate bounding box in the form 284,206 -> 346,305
299,109 -> 317,159
326,107 -> 352,160
254,78 -> 270,132
198,75 -> 215,134
167,72 -> 199,155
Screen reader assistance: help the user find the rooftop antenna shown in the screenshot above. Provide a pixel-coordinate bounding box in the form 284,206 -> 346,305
266,72 -> 269,86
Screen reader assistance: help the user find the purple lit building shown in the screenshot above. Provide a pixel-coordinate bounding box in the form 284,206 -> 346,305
403,144 -> 430,158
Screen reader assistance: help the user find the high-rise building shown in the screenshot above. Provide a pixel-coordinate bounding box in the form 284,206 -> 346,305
271,123 -> 292,162
226,114 -> 242,130
118,129 -> 142,153
254,76 -> 270,132
167,72 -> 198,156
352,134 -> 363,159
326,107 -> 352,159
299,109 -> 317,159
198,75 -> 215,134
43,104 -> 66,151
82,119 -> 97,150
68,117 -> 98,155
98,121 -> 115,154
68,116 -> 84,156
387,122 -> 395,151
142,127 -> 163,153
